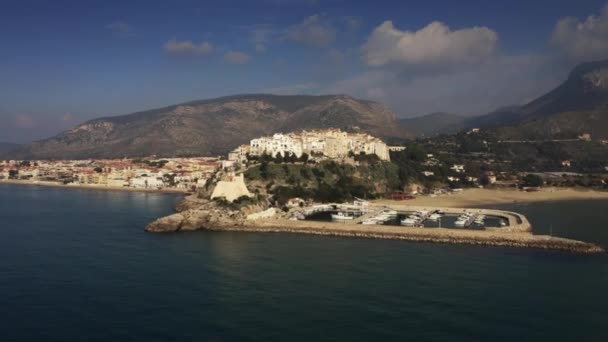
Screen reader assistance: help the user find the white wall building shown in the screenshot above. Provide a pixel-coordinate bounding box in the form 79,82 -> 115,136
244,129 -> 390,161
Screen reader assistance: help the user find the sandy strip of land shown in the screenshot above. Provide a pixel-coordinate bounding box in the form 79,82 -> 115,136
0,179 -> 189,194
374,188 -> 608,208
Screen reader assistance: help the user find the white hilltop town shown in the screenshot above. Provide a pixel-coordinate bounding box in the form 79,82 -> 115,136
228,128 -> 395,164
208,128 -> 397,202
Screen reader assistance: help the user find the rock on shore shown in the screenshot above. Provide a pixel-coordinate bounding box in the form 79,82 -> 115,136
146,213 -> 186,233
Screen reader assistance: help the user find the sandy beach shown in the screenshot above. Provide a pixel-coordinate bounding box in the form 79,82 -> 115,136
0,179 -> 189,194
374,188 -> 608,208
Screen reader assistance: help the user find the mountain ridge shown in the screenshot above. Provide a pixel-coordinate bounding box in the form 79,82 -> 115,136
400,60 -> 608,138
5,94 -> 409,160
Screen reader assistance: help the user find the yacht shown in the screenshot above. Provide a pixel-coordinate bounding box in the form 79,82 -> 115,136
362,218 -> 379,225
381,210 -> 398,217
289,212 -> 306,221
454,219 -> 467,227
331,212 -> 354,221
427,213 -> 442,221
401,217 -> 420,226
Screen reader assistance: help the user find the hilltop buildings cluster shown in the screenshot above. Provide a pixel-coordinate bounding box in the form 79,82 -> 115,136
228,129 -> 391,163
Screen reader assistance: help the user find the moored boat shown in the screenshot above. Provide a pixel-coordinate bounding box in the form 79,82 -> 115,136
331,212 -> 354,221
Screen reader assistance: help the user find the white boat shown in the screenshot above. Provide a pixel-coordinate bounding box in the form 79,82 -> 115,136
427,213 -> 442,221
382,210 -> 398,217
362,218 -> 379,225
290,212 -> 306,221
401,218 -> 420,226
331,212 -> 354,221
454,219 -> 467,227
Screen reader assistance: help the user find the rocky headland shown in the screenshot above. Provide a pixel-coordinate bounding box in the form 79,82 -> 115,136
146,195 -> 604,254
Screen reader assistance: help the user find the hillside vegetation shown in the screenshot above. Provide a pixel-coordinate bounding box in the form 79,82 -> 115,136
244,160 -> 400,205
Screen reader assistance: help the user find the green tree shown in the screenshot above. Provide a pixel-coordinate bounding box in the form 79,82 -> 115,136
522,174 -> 543,187
259,161 -> 269,179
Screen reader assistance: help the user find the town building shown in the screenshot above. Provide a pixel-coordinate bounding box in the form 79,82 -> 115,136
234,129 -> 391,161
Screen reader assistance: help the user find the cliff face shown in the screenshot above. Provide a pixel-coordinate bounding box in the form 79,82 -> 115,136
6,94 -> 409,160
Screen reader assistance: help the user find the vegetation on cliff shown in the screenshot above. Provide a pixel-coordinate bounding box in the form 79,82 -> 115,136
244,159 -> 400,204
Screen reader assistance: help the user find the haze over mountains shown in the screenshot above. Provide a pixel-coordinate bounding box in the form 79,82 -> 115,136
4,60 -> 608,160
0,143 -> 20,154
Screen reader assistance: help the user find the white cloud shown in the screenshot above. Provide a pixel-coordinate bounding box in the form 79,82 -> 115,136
249,26 -> 274,51
343,16 -> 362,32
325,55 -> 557,116
255,43 -> 267,52
327,48 -> 345,64
224,51 -> 250,64
62,113 -> 74,122
286,14 -> 336,48
15,114 -> 36,128
550,4 -> 608,62
106,21 -> 136,37
362,20 -> 498,69
164,39 -> 214,57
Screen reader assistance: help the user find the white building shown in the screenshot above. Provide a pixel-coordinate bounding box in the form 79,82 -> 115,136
451,164 -> 466,173
245,129 -> 390,161
130,176 -> 165,189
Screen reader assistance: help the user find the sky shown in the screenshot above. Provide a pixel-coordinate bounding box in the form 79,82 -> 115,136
1,0 -> 608,143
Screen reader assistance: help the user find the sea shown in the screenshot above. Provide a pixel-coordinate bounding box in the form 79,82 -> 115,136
1,184 -> 608,342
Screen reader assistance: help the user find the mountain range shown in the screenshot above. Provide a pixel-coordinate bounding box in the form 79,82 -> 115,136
4,59 -> 608,160
5,95 -> 407,159
404,59 -> 608,139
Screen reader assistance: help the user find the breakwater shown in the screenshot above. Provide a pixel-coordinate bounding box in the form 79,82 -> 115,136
201,220 -> 603,254
146,210 -> 603,254
145,196 -> 603,254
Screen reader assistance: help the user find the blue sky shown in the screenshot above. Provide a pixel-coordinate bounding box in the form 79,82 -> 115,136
1,0 -> 608,143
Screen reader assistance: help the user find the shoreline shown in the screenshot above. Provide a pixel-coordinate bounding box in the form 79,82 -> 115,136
0,179 -> 189,195
374,188 -> 608,208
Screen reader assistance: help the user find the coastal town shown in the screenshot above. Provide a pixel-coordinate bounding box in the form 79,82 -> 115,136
0,129 -> 396,192
2,128 -> 608,196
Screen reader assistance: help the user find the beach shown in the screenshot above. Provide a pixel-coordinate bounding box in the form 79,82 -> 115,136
0,179 -> 189,194
374,188 -> 608,207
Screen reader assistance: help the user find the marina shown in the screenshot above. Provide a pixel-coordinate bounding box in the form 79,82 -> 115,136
298,203 -> 513,231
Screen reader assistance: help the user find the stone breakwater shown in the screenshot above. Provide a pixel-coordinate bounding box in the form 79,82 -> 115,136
145,200 -> 604,254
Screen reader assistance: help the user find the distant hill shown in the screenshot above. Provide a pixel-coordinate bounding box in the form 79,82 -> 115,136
468,59 -> 608,139
0,142 -> 20,155
399,112 -> 468,137
5,94 -> 410,160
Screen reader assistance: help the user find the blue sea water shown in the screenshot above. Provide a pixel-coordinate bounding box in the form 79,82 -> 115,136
1,184 -> 608,342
